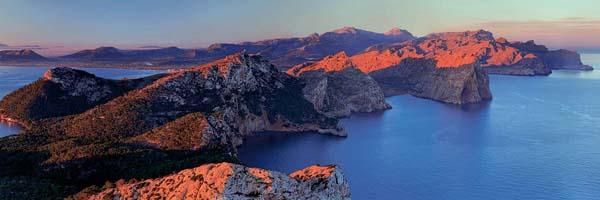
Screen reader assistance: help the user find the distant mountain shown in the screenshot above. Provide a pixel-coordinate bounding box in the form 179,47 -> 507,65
138,45 -> 163,49
61,46 -> 195,61
201,26 -> 415,69
52,27 -> 414,68
0,43 -> 7,47
0,49 -> 47,61
61,46 -> 124,60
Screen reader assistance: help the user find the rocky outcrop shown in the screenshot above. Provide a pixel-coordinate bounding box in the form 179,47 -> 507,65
541,49 -> 593,70
290,48 -> 493,105
0,49 -> 47,61
288,52 -> 391,117
86,163 -> 350,200
0,67 -> 164,126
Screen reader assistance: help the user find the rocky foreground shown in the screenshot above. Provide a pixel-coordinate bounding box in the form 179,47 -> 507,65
84,163 -> 350,200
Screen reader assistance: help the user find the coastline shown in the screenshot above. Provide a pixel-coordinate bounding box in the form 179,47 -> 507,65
0,114 -> 26,131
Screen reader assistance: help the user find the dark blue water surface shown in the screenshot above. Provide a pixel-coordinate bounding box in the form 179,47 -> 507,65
0,66 -> 162,137
238,54 -> 600,200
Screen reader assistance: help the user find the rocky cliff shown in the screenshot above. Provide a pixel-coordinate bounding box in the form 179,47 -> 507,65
84,163 -> 350,200
289,49 -> 492,105
288,52 -> 391,117
368,58 -> 492,104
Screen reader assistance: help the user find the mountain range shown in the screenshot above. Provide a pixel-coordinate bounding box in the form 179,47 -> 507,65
0,27 -> 591,76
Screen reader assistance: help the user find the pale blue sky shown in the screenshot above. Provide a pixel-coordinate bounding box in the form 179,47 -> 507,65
0,0 -> 598,52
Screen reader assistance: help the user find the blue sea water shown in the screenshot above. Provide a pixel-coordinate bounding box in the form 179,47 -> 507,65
0,66 -> 162,137
1,55 -> 600,199
238,54 -> 600,199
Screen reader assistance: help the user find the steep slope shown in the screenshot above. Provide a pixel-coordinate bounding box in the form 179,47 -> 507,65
288,52 -> 391,117
0,67 -> 164,127
0,49 -> 47,61
368,58 -> 492,104
85,163 -> 350,200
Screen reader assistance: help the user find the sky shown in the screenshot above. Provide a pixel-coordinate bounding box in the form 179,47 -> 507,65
1,0 -> 599,55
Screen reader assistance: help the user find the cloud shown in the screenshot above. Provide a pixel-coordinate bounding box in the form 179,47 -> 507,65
460,18 -> 600,50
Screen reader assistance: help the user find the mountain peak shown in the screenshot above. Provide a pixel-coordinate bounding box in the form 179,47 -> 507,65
0,49 -> 46,61
332,26 -> 361,34
384,27 -> 410,36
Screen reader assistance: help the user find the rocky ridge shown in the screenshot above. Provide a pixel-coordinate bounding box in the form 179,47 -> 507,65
86,163 -> 350,200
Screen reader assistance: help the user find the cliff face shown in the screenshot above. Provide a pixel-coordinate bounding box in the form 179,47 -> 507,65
367,58 -> 492,104
288,52 -> 391,117
542,49 -> 593,70
289,49 -> 493,105
86,163 -> 350,200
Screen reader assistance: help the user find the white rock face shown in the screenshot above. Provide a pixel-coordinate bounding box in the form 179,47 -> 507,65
88,163 -> 351,200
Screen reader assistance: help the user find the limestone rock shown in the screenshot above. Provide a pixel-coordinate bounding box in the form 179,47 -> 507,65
87,163 -> 351,200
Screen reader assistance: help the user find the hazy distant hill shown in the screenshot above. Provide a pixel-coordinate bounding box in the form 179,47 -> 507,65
55,27 -> 414,69
0,49 -> 47,61
200,26 -> 415,69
